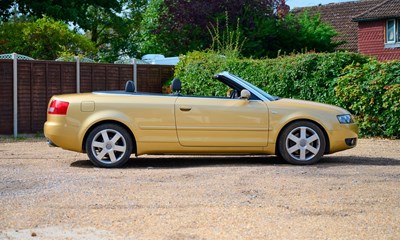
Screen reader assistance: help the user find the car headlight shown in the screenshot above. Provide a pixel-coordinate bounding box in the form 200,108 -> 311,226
337,114 -> 354,124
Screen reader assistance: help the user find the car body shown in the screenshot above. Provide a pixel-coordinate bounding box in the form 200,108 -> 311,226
44,72 -> 358,167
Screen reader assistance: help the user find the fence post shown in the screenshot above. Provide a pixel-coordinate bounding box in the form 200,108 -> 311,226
75,56 -> 80,93
12,53 -> 18,138
132,59 -> 137,92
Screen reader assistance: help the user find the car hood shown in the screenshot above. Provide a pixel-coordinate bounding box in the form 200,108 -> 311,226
272,98 -> 351,115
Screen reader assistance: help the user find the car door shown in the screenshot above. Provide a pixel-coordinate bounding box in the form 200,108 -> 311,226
174,96 -> 269,147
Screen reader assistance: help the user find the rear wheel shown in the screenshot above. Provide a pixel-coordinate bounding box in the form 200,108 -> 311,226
278,121 -> 326,165
86,124 -> 133,168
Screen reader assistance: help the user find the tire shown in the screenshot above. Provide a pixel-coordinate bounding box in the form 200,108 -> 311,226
86,124 -> 133,168
278,121 -> 326,165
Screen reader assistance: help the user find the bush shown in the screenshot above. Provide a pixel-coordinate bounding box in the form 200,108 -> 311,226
174,51 -> 399,138
175,50 -> 368,102
335,60 -> 400,137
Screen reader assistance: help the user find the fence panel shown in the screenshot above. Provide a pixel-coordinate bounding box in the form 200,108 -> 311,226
18,61 -> 34,133
0,60 -> 13,135
0,60 -> 174,135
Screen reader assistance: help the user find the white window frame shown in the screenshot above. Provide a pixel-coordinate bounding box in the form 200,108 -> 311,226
386,19 -> 396,43
398,20 -> 400,43
386,19 -> 399,44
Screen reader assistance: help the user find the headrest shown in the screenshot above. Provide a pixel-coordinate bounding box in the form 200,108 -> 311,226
125,80 -> 135,92
171,78 -> 181,92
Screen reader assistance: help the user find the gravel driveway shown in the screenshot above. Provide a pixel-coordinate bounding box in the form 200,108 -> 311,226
0,138 -> 399,239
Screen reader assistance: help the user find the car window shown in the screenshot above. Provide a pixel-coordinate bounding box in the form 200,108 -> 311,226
181,79 -> 233,98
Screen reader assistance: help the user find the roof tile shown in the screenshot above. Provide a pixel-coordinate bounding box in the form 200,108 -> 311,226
353,0 -> 400,22
293,0 -> 381,52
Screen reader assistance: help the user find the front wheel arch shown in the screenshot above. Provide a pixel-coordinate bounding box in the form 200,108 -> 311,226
82,120 -> 137,155
275,119 -> 330,162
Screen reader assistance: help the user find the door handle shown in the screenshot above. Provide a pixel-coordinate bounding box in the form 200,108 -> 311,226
179,106 -> 192,111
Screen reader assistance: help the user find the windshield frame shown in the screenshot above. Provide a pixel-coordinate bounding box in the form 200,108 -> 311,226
217,72 -> 276,101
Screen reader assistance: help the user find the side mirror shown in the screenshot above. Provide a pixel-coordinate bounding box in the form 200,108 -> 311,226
240,89 -> 251,100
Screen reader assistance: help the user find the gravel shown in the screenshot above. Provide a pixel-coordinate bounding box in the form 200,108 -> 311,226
0,138 -> 399,239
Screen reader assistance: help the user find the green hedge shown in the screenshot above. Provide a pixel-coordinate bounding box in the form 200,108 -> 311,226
335,60 -> 400,137
174,51 -> 400,138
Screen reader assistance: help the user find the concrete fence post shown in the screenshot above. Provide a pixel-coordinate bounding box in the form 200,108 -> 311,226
12,53 -> 18,138
75,56 -> 80,93
133,59 -> 137,92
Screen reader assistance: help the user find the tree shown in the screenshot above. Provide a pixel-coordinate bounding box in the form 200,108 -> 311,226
241,11 -> 340,58
0,0 -> 121,23
1,0 -> 148,62
0,17 -> 96,60
76,0 -> 148,62
140,0 -> 340,58
294,11 -> 341,53
139,0 -> 289,56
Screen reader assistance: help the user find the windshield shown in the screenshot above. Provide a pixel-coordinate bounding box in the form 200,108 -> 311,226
227,73 -> 277,101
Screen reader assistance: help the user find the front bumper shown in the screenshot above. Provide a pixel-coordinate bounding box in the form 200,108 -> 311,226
345,138 -> 357,147
328,123 -> 358,154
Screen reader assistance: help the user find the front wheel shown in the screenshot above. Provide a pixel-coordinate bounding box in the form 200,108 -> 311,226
278,121 -> 326,165
86,124 -> 133,168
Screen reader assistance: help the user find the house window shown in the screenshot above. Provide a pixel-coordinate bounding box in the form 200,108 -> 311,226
385,19 -> 400,48
386,19 -> 396,43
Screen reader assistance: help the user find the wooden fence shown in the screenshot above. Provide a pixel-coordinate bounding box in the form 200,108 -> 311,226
0,59 -> 174,135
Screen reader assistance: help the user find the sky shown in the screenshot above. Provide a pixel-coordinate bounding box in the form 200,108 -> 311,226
286,0 -> 357,9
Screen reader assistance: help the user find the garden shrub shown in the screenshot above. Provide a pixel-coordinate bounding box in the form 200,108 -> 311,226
335,60 -> 400,137
174,51 -> 399,138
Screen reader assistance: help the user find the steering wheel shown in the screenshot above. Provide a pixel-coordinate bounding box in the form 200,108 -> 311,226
229,89 -> 238,99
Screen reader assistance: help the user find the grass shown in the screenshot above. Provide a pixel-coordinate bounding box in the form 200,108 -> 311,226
0,133 -> 45,143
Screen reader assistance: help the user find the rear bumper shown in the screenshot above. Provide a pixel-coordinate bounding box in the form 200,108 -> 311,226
44,118 -> 83,152
47,139 -> 59,147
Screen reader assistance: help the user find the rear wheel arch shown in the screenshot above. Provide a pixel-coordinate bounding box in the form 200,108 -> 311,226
82,120 -> 137,155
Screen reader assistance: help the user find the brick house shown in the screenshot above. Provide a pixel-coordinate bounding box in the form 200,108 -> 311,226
353,0 -> 400,60
293,0 -> 400,60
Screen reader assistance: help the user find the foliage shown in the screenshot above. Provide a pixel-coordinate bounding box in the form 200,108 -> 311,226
174,50 -> 400,138
0,17 -> 96,60
175,51 -> 231,97
1,0 -> 146,62
0,0 -> 120,23
294,11 -> 341,52
175,51 -> 367,101
208,12 -> 244,59
140,1 -> 338,59
241,11 -> 340,58
1,0 -> 340,62
139,0 -> 289,57
335,60 -> 400,137
139,0 -> 167,56
80,0 -> 148,62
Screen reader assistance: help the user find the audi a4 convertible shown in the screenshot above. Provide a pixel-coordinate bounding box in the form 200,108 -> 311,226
44,72 -> 358,168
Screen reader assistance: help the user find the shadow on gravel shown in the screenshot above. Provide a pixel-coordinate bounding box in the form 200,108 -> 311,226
318,155 -> 400,168
71,155 -> 285,169
70,155 -> 400,169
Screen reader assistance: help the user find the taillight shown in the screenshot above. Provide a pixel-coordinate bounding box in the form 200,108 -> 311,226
48,100 -> 69,115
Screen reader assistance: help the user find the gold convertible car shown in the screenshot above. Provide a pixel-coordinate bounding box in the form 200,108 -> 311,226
44,72 -> 358,168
